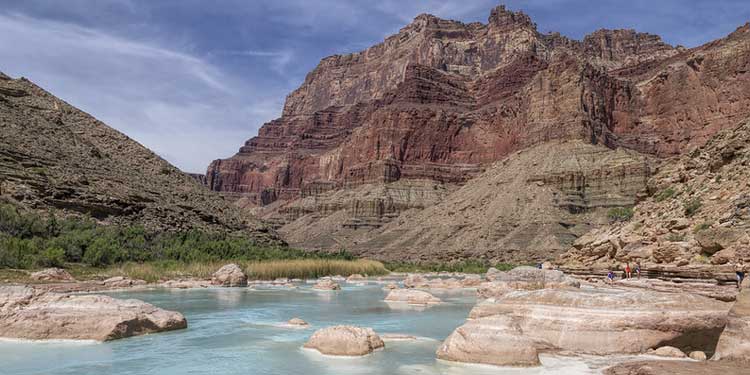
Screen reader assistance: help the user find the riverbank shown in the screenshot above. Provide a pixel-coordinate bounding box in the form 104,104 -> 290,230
0,259 -> 388,285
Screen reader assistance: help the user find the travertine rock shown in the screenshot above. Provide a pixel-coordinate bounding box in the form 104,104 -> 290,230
312,279 -> 341,291
649,346 -> 686,358
0,286 -> 187,341
287,318 -> 309,327
160,279 -> 210,289
384,289 -> 440,305
436,315 -> 541,367
30,268 -> 75,282
451,288 -> 728,363
713,279 -> 750,362
478,266 -> 580,299
689,351 -> 707,361
304,326 -> 384,356
101,276 -> 147,288
211,264 -> 248,287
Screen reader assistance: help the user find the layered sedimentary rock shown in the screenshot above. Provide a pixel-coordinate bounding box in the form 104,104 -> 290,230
438,288 -> 729,366
207,5 -> 750,261
352,141 -> 652,262
0,286 -> 186,341
560,118 -> 750,271
0,73 -> 279,243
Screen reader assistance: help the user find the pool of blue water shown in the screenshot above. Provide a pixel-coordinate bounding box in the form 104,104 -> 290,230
0,282 -> 638,374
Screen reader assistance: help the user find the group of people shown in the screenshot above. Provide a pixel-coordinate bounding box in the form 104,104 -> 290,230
604,261 -> 747,289
606,263 -> 641,284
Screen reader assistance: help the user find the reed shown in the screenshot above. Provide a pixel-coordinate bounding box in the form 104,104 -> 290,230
244,259 -> 388,280
66,259 -> 388,283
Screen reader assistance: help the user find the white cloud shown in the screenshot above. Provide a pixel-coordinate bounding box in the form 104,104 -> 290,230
0,13 -> 282,173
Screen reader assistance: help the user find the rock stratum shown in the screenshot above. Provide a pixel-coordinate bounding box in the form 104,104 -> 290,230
560,117 -> 750,272
0,72 -> 280,243
206,5 -> 750,262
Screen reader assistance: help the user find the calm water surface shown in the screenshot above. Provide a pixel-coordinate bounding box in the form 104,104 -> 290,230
0,283 -> 633,374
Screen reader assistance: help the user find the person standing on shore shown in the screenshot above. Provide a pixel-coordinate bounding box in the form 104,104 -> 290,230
607,270 -> 615,284
625,263 -> 632,280
736,261 -> 746,289
635,263 -> 641,279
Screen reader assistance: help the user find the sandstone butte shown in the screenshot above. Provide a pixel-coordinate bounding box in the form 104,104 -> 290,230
202,5 -> 750,264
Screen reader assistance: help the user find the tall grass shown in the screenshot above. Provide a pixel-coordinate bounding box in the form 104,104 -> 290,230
245,259 -> 387,280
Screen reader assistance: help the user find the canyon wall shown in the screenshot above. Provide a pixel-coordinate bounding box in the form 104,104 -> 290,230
206,5 -> 750,261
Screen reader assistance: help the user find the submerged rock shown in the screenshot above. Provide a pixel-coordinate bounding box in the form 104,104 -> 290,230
384,289 -> 441,305
0,286 -> 187,341
346,274 -> 365,282
30,268 -> 75,282
304,326 -> 384,356
312,279 -> 341,291
287,318 -> 309,327
160,279 -> 210,289
101,276 -> 147,288
440,288 -> 729,366
211,264 -> 248,287
403,274 -> 428,288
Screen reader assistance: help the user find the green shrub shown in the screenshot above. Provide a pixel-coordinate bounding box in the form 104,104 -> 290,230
654,188 -> 676,202
0,203 -> 357,269
693,222 -> 711,233
37,247 -> 66,268
607,207 -> 634,222
684,198 -> 702,217
667,232 -> 685,242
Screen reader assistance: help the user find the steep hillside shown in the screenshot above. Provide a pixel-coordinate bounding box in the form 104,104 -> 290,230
278,141 -> 652,263
205,5 -> 750,261
0,73 -> 279,244
561,117 -> 750,270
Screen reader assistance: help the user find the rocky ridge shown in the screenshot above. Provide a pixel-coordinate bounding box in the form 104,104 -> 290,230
560,117 -> 750,271
0,73 -> 280,243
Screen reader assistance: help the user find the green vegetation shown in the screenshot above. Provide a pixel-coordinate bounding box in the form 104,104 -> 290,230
693,222 -> 711,233
654,187 -> 676,202
607,207 -> 634,222
384,260 -> 516,274
667,232 -> 686,242
683,198 -> 703,217
84,259 -> 387,282
0,203 -> 352,270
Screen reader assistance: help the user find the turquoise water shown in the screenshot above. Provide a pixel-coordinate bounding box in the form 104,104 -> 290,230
0,282 -> 633,374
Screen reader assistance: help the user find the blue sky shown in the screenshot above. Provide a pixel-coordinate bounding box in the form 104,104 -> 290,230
0,1 -> 748,172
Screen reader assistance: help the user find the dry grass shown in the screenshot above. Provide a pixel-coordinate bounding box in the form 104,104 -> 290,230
0,259 -> 389,284
244,259 -> 387,280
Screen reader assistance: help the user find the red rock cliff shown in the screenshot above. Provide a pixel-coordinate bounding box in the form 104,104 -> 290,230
206,6 -> 750,207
